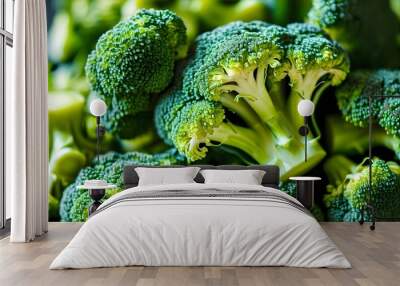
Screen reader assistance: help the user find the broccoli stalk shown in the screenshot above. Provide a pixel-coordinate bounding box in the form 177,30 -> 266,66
325,115 -> 400,159
323,155 -> 400,221
48,91 -> 98,187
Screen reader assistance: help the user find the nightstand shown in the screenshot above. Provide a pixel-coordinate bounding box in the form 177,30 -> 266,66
289,177 -> 321,209
77,180 -> 117,215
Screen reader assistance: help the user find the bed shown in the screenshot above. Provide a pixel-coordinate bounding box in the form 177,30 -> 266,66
50,165 -> 351,269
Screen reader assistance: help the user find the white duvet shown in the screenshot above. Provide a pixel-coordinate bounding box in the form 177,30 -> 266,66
50,183 -> 351,269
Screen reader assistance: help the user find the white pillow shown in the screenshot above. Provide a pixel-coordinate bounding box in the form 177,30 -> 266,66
200,169 -> 266,185
135,167 -> 200,186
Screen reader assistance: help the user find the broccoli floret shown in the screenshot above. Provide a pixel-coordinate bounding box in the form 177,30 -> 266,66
285,28 -> 350,128
280,180 -> 297,197
69,188 -> 119,222
195,31 -> 289,138
86,8 -> 187,97
324,188 -> 351,222
307,0 -> 400,68
60,149 -> 185,222
168,97 -> 269,163
286,22 -> 326,40
85,9 -> 187,138
156,21 -> 329,180
323,155 -> 400,221
336,69 -> 400,138
325,115 -> 400,159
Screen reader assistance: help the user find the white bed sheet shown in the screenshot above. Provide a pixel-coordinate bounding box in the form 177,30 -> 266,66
50,183 -> 351,269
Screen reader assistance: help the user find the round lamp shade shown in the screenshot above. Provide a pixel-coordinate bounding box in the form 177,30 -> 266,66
90,99 -> 107,117
297,99 -> 315,117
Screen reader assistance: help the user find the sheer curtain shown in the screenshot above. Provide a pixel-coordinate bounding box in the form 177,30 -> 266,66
8,0 -> 48,242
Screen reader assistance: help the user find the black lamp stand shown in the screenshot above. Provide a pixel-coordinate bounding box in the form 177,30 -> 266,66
88,116 -> 106,216
298,116 -> 311,162
95,116 -> 106,163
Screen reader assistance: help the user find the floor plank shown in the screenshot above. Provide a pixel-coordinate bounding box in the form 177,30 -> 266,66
0,222 -> 399,286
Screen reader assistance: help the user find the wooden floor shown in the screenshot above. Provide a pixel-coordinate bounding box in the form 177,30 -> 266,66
0,223 -> 399,286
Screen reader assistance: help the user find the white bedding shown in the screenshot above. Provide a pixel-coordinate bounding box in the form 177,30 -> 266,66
50,183 -> 351,269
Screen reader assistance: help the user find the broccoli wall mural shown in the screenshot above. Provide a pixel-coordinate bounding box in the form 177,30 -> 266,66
47,0 -> 400,222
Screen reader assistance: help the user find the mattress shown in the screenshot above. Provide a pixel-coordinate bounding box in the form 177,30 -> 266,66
50,183 -> 351,269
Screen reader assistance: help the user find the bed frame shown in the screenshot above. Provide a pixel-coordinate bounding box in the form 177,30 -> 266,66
123,165 -> 280,189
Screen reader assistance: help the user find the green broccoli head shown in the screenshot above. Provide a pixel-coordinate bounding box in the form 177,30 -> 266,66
60,149 -> 185,222
279,180 -> 297,197
155,21 -> 327,180
324,188 -> 351,222
170,100 -> 226,162
133,9 -> 188,58
85,9 -> 187,138
323,155 -> 400,221
286,35 -> 349,109
284,23 -> 349,133
86,9 -> 187,97
344,159 -> 399,215
307,0 -> 400,68
190,23 -> 294,143
336,69 -> 400,137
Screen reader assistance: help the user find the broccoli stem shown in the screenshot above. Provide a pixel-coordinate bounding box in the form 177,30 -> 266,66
220,93 -> 262,128
209,121 -> 326,181
215,69 -> 327,179
288,71 -> 331,128
219,93 -> 273,142
326,115 -> 400,159
323,155 -> 357,187
218,66 -> 295,146
49,130 -> 87,184
119,129 -> 158,152
209,122 -> 271,164
277,138 -> 326,180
